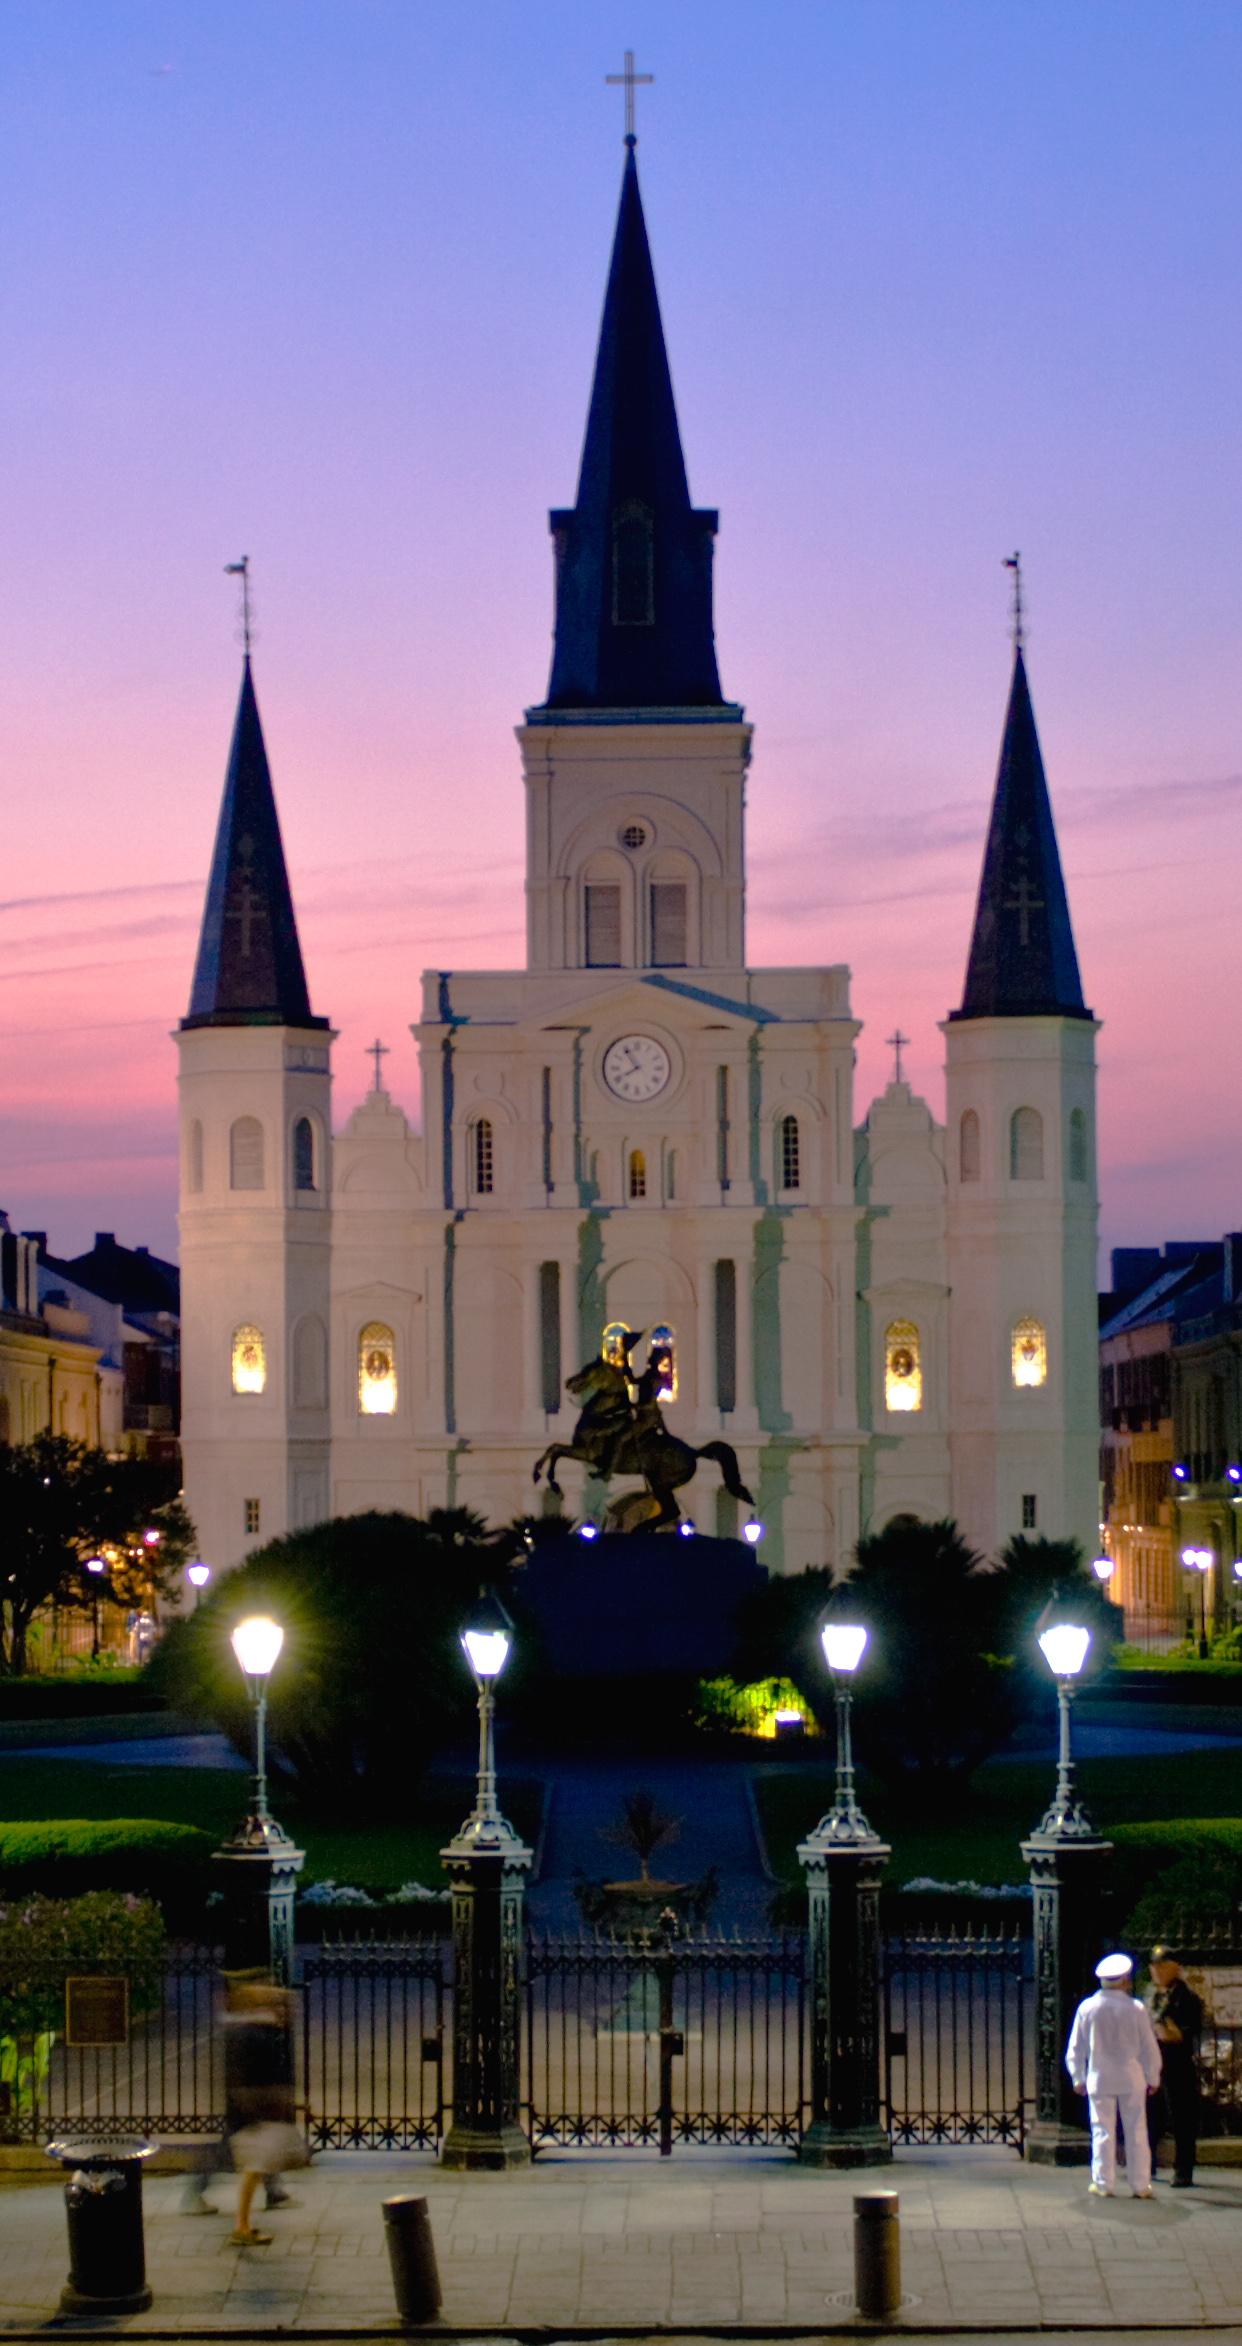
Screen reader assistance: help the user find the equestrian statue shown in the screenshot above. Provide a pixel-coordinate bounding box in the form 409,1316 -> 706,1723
532,1329 -> 754,1534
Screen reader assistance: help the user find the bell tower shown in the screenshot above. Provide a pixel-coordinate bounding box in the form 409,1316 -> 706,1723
943,644 -> 1100,1560
177,659 -> 333,1572
519,135 -> 751,976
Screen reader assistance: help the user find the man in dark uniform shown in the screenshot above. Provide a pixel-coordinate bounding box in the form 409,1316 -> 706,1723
1147,1945 -> 1203,2187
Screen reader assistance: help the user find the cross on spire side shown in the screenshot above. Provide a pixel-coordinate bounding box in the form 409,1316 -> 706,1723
605,49 -> 653,142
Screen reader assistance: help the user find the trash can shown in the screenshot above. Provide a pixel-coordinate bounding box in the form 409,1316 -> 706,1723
382,2194 -> 442,2326
46,2135 -> 157,2315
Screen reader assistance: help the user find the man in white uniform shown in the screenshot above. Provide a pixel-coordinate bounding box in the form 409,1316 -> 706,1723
1066,1952 -> 1163,2196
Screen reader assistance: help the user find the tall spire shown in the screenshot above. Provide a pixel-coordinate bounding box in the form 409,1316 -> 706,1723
952,649 -> 1090,1022
538,143 -> 729,714
182,661 -> 327,1031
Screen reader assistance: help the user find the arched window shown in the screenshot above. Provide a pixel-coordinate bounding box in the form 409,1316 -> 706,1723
473,1119 -> 494,1195
293,1116 -> 315,1192
781,1115 -> 800,1191
359,1322 -> 397,1415
650,883 -> 687,966
232,1325 -> 266,1395
612,500 -> 654,626
885,1321 -> 922,1412
629,1149 -> 647,1199
1069,1107 -> 1088,1184
601,1321 -> 632,1370
648,1324 -> 677,1401
960,1109 -> 980,1182
1012,1318 -> 1047,1388
666,1151 -> 676,1201
1010,1106 -> 1044,1180
187,1120 -> 204,1194
585,882 -> 622,967
230,1116 -> 264,1191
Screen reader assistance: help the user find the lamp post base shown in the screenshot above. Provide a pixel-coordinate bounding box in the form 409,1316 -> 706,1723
1024,2118 -> 1091,2166
439,2122 -> 531,2172
798,2120 -> 892,2169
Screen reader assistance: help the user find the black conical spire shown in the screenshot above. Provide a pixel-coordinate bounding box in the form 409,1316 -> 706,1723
951,649 -> 1089,1022
537,142 -> 730,714
182,661 -> 327,1031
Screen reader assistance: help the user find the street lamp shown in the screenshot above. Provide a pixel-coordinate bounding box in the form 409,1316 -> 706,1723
1091,1555 -> 1114,1583
441,1587 -> 532,2171
1181,1545 -> 1212,1658
231,1617 -> 284,1828
84,1556 -> 106,1662
1021,1608 -> 1112,2166
186,1560 -> 210,1609
796,1605 -> 890,2168
743,1518 -> 765,1546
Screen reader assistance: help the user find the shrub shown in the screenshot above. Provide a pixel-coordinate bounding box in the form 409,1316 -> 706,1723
0,1891 -> 166,2039
1111,1819 -> 1242,1942
144,1509 -> 517,1822
0,1819 -> 212,1924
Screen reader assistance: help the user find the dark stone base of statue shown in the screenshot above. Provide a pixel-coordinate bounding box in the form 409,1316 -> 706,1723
519,1532 -> 765,1678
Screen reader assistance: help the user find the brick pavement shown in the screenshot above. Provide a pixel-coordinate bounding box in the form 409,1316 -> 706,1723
4,2147 -> 1242,2331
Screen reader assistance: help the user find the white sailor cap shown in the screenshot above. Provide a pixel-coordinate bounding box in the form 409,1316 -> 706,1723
1095,1953 -> 1133,1981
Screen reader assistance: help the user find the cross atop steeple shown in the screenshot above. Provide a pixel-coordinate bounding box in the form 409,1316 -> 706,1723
605,49 -> 654,143
887,1029 -> 910,1085
367,1038 -> 390,1092
1003,551 -> 1025,651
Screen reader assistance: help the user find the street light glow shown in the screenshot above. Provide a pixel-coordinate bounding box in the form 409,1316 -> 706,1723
1181,1545 -> 1213,1571
85,1556 -> 106,1575
186,1562 -> 210,1588
820,1623 -> 868,1674
742,1519 -> 764,1545
1091,1555 -> 1115,1581
462,1628 -> 510,1680
1038,1623 -> 1091,1678
231,1617 -> 284,1677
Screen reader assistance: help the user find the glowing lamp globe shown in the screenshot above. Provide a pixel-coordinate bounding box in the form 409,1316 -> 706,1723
742,1519 -> 764,1545
820,1623 -> 868,1675
231,1617 -> 284,1678
678,1520 -> 695,1538
1092,1555 -> 1114,1582
1038,1623 -> 1090,1679
577,1522 -> 598,1542
186,1562 -> 210,1589
143,1528 -> 161,1547
462,1629 -> 510,1680
85,1556 -> 106,1576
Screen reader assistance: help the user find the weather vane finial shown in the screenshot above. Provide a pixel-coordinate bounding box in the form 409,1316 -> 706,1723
605,49 -> 653,144
224,556 -> 253,656
1003,551 -> 1025,651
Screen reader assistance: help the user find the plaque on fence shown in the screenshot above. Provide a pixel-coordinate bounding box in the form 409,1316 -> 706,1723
65,1975 -> 129,2047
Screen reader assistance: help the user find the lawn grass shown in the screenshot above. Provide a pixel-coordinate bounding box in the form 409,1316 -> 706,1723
753,1745 -> 1242,1888
0,1759 -> 545,1896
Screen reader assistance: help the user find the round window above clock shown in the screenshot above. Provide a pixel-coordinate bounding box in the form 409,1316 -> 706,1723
602,1035 -> 672,1103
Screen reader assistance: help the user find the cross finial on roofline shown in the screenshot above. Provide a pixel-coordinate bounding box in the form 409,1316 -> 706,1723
605,49 -> 654,143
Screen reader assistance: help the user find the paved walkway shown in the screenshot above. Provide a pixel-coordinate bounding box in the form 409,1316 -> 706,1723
5,2148 -> 1242,2331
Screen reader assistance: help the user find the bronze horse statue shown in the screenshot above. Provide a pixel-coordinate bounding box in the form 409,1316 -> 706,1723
532,1337 -> 754,1534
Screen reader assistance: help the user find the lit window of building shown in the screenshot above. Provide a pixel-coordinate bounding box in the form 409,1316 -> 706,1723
885,1321 -> 921,1412
629,1149 -> 646,1198
358,1322 -> 396,1415
649,1323 -> 677,1401
601,1321 -> 632,1370
1012,1317 -> 1047,1388
232,1325 -> 265,1395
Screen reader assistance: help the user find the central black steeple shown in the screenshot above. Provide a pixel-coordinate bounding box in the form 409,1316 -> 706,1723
182,661 -> 328,1031
538,140 -> 729,714
952,649 -> 1090,1023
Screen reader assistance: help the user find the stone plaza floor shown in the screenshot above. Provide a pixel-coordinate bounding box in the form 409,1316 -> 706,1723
4,2145 -> 1242,2333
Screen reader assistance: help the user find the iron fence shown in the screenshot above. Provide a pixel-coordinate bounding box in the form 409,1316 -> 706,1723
302,1940 -> 447,2150
524,1930 -> 807,2152
884,1927 -> 1030,2147
0,1946 -> 221,2144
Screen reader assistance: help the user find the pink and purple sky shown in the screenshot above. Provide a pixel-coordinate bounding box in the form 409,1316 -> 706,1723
1,1 -> 1240,1274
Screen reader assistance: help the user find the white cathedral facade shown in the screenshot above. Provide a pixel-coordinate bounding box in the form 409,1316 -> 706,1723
177,142 -> 1100,1582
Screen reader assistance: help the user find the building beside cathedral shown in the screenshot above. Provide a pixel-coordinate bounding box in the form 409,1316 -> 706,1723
177,139 -> 1100,1581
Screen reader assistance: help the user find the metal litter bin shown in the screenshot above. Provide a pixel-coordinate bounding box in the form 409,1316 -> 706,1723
47,2135 -> 157,2315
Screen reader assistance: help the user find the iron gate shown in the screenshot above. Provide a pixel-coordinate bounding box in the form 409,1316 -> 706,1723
302,1942 -> 447,2150
524,1931 -> 807,2151
885,1927 -> 1030,2147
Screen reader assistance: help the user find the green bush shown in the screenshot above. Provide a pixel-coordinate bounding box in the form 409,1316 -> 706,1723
1111,1818 -> 1242,1941
0,1891 -> 166,2035
0,1818 -> 213,1925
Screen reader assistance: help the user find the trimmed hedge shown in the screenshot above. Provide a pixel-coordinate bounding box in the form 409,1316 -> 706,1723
1111,1819 -> 1242,1940
0,1819 -> 213,1927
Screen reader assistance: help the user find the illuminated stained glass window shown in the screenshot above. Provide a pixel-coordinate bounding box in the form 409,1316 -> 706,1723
359,1322 -> 396,1415
232,1325 -> 266,1395
884,1321 -> 921,1412
629,1149 -> 647,1198
601,1320 -> 632,1370
1012,1318 -> 1047,1388
649,1323 -> 677,1402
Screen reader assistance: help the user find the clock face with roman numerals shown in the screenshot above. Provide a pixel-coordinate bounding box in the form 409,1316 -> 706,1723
602,1035 -> 671,1103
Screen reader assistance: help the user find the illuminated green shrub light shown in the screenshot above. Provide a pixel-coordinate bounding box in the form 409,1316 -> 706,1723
696,1675 -> 819,1739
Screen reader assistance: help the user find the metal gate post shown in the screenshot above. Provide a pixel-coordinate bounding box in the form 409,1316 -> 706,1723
1021,1670 -> 1112,2166
796,1676 -> 891,2167
439,1810 -> 532,2169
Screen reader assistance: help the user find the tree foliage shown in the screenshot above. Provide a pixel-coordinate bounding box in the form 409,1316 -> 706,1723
599,1789 -> 682,1882
143,1509 -> 517,1822
734,1520 -> 1123,1795
0,1435 -> 194,1673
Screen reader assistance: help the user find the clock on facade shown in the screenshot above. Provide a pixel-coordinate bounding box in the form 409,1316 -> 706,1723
602,1035 -> 672,1102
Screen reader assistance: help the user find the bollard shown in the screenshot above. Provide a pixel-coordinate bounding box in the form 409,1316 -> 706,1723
854,2188 -> 900,2318
383,2194 -> 443,2326
46,2135 -> 156,2316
